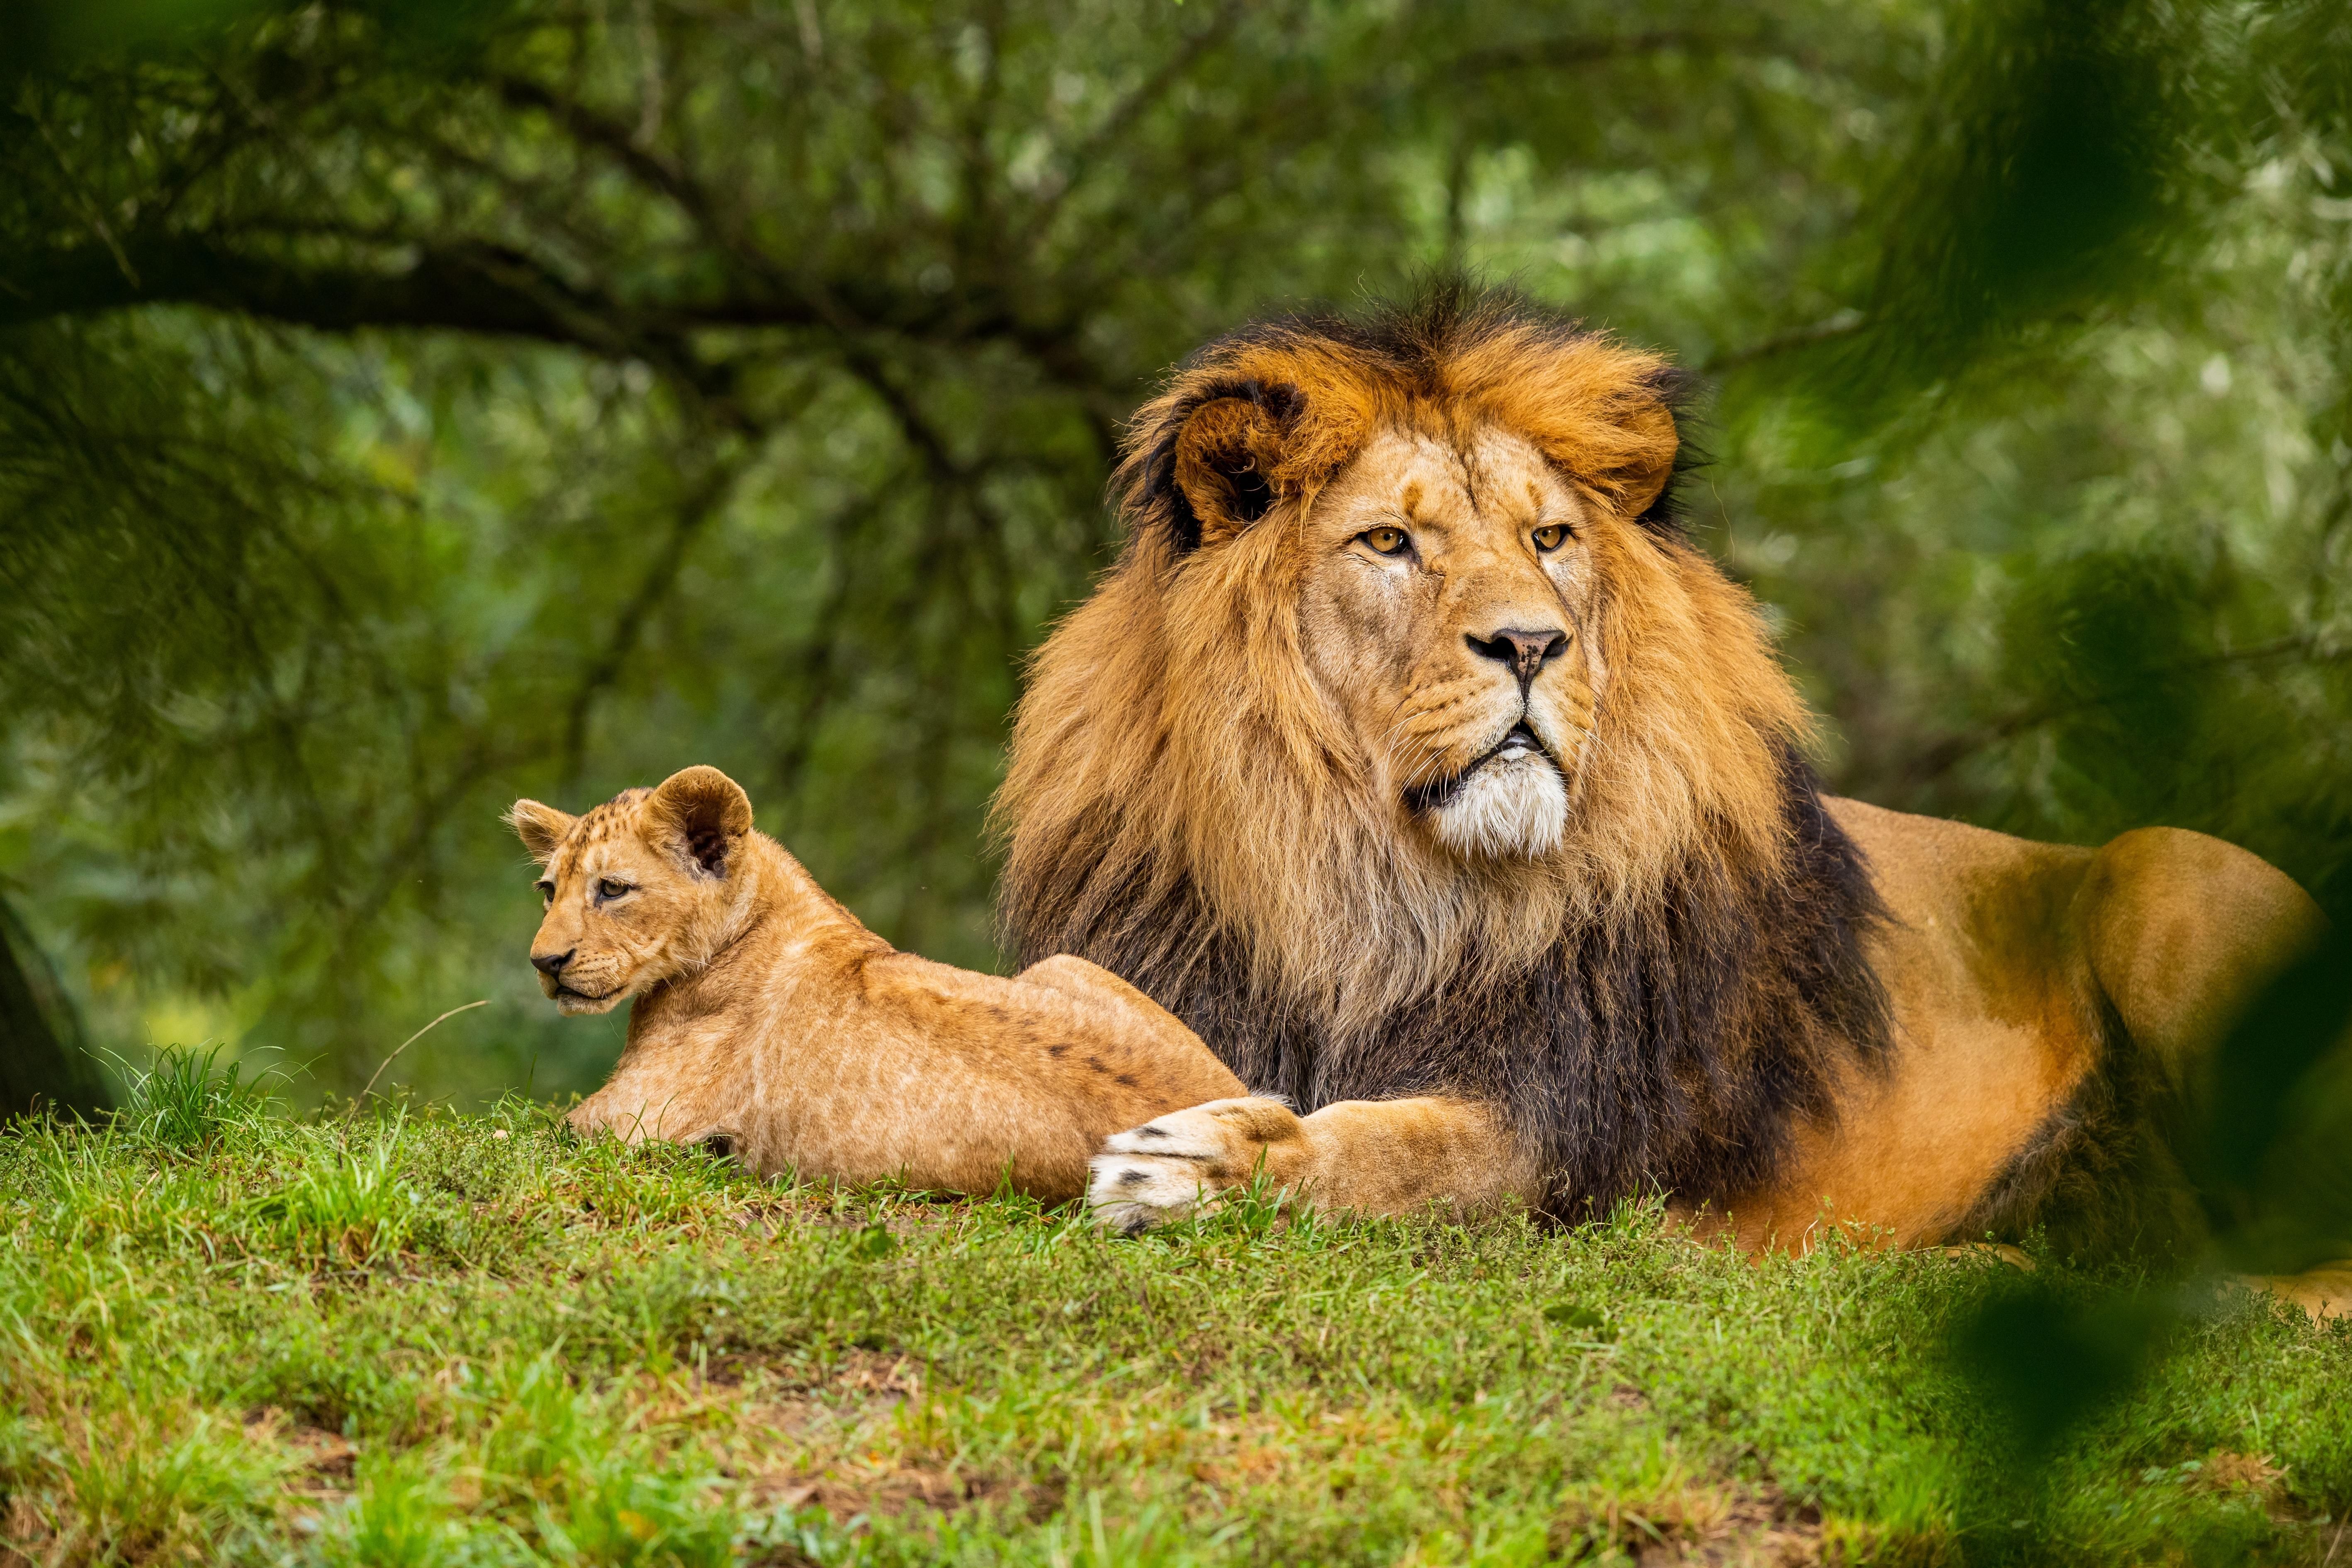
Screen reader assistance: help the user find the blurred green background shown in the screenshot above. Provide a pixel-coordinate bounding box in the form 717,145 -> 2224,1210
3,0 -> 2350,1108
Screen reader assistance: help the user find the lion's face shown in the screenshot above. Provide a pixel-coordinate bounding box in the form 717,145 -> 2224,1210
506,768 -> 753,1015
999,291 -> 1813,1024
1298,423 -> 1599,861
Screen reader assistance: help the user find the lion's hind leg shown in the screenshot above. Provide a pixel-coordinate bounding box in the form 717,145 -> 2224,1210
2243,1262 -> 2352,1322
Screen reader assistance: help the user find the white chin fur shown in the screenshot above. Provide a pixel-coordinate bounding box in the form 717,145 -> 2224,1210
1430,757 -> 1567,859
556,987 -> 629,1016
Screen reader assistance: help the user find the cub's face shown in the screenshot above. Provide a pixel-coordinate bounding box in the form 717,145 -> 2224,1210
507,768 -> 753,1014
1298,424 -> 1601,861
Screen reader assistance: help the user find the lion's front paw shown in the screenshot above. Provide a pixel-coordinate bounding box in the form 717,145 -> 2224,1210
1085,1096 -> 1305,1234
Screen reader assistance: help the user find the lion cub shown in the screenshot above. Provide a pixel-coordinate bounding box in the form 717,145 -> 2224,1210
507,765 -> 1244,1200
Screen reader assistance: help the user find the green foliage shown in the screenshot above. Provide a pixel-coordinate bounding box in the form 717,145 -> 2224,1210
244,1122 -> 423,1265
2,1111 -> 2348,1564
2188,926 -> 2352,1272
5,0 -> 2342,1101
112,1041 -> 276,1151
0,0 -> 2346,1116
5,17 -> 2351,1532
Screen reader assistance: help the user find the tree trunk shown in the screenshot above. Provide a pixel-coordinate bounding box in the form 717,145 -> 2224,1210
0,893 -> 108,1118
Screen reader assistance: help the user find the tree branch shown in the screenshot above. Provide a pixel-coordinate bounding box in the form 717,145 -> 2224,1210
557,452 -> 751,785
2,231 -> 1130,412
1014,0 -> 1245,245
1887,637 -> 2352,789
1703,309 -> 1868,374
1454,29 -> 1798,77
3,236 -> 652,346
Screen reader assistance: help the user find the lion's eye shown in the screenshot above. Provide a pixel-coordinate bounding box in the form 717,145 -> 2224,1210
536,882 -> 555,907
1531,523 -> 1569,553
596,878 -> 632,900
1361,525 -> 1411,557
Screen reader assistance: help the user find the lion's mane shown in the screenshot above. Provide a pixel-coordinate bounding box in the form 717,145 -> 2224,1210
995,282 -> 1890,1218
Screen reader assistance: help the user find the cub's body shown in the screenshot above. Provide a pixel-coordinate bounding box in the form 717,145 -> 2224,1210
512,768 -> 1242,1199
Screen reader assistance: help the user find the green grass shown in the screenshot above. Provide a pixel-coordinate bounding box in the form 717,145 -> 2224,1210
2,1057 -> 2347,1566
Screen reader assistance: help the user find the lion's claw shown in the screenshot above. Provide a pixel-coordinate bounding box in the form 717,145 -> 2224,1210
1085,1096 -> 1303,1232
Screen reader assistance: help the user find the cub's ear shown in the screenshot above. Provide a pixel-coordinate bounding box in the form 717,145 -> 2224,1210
506,800 -> 577,866
645,766 -> 754,878
1169,380 -> 1301,552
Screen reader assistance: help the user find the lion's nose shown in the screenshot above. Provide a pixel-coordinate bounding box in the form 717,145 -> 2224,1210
1466,627 -> 1568,692
532,949 -> 574,978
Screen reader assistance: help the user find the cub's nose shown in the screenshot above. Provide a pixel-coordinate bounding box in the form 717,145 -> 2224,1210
1467,627 -> 1569,691
532,949 -> 574,979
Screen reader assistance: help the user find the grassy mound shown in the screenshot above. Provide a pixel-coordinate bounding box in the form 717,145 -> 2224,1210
0,1060 -> 2345,1566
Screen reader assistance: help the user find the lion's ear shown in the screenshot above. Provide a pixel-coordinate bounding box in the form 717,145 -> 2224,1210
1170,382 -> 1301,552
1464,337 -> 1689,527
645,766 -> 754,878
1610,394 -> 1682,521
506,800 -> 578,866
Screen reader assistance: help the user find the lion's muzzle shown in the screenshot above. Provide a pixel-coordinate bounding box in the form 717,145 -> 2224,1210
1414,720 -> 1570,861
1465,626 -> 1569,695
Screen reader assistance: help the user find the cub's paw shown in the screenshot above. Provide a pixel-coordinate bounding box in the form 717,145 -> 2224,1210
1085,1096 -> 1304,1235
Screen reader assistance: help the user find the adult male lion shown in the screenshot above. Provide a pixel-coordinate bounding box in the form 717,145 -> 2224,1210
994,283 -> 2335,1293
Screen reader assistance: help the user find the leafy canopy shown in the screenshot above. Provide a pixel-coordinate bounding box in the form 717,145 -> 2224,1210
1,0 -> 2348,1102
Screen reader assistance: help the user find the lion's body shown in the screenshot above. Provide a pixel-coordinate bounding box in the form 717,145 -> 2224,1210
509,770 -> 1243,1199
1754,800 -> 2322,1254
981,284 -> 2339,1311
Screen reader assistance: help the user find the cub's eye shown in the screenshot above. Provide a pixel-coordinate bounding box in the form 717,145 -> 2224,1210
1360,525 -> 1411,557
534,880 -> 555,906
1531,523 -> 1569,553
596,878 -> 632,900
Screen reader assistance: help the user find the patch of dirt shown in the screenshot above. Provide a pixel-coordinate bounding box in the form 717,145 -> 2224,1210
3,1493 -> 46,1568
706,1348 -> 1057,1532
243,1407 -> 359,1541
752,1466 -> 1062,1527
1148,1405 -> 1396,1495
2187,1450 -> 2304,1523
1550,1479 -> 1824,1567
825,1349 -> 925,1400
2194,1451 -> 2286,1497
1186,1438 -> 1294,1488
1605,1383 -> 1652,1412
669,1347 -> 951,1510
706,1347 -> 923,1399
701,1347 -> 927,1439
686,1354 -> 917,1448
241,1406 -> 358,1490
1177,1332 -> 1232,1382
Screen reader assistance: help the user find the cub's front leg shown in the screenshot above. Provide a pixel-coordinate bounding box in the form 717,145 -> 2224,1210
1086,1094 -> 1537,1232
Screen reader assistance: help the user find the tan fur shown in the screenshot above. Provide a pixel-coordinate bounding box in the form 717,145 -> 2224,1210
999,310 -> 1815,1220
1003,394 -> 1799,1034
1089,1095 -> 1540,1232
990,297 -> 2343,1313
1716,804 -> 2327,1253
511,767 -> 1243,1199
